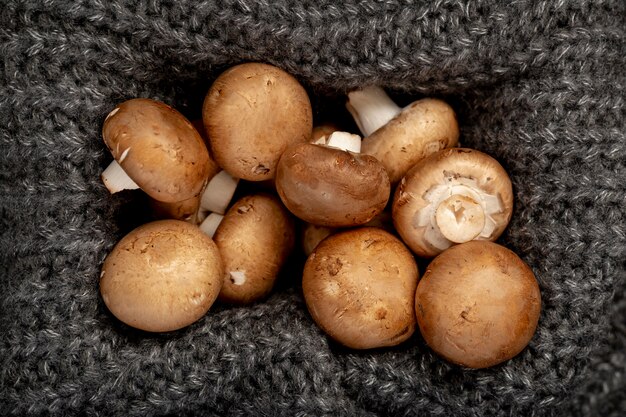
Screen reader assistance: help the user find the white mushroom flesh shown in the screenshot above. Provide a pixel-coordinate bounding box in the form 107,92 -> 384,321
101,160 -> 140,194
413,177 -> 503,250
199,170 -> 239,215
325,131 -> 362,153
229,270 -> 247,286
198,212 -> 224,238
346,86 -> 402,137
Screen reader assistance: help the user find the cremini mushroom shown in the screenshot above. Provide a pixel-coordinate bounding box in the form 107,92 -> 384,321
213,194 -> 295,304
415,240 -> 541,368
203,62 -> 313,181
346,86 -> 459,183
275,132 -> 390,227
99,220 -> 224,332
300,210 -> 395,256
310,123 -> 339,143
101,98 -> 211,203
393,148 -> 513,258
302,227 -> 418,349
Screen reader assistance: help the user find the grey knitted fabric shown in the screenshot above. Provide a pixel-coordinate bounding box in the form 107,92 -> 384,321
1,1 -> 624,416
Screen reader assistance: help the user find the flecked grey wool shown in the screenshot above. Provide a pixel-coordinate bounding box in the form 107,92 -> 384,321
1,1 -> 624,416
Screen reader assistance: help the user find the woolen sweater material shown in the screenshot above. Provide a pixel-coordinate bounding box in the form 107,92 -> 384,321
1,1 -> 624,416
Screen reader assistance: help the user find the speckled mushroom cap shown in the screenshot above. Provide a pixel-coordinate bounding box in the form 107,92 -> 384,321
416,241 -> 541,368
102,98 -> 211,203
393,148 -> 513,258
302,227 -> 418,349
275,142 -> 390,227
362,98 -> 459,184
99,220 -> 224,332
203,62 -> 313,181
214,193 -> 295,305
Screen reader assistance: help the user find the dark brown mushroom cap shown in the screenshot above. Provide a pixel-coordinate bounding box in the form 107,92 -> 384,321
214,194 -> 295,304
393,148 -> 514,258
302,227 -> 418,349
99,220 -> 224,332
415,241 -> 541,368
275,142 -> 390,227
203,62 -> 313,181
362,98 -> 459,184
102,98 -> 211,203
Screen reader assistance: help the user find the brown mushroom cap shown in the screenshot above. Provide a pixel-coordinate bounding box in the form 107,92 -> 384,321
302,227 -> 418,349
214,194 -> 295,304
102,98 -> 211,203
275,142 -> 390,227
301,222 -> 335,256
100,220 -> 224,332
415,241 -> 541,368
310,123 -> 339,143
150,194 -> 201,224
203,63 -> 313,181
362,98 -> 459,184
393,148 -> 513,258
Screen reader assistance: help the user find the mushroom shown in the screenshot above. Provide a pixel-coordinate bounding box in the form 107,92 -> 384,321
415,240 -> 541,368
392,148 -> 513,258
101,98 -> 211,203
99,220 -> 224,332
310,123 -> 339,143
301,223 -> 335,256
203,62 -> 313,181
213,194 -> 295,304
275,132 -> 390,227
302,227 -> 418,349
300,210 -> 395,256
346,86 -> 459,184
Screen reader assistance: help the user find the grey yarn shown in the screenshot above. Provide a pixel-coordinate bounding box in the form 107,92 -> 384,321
1,0 -> 624,416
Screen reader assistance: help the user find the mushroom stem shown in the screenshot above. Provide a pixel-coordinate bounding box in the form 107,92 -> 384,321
326,131 -> 362,153
435,195 -> 486,243
199,213 -> 224,238
346,86 -> 402,137
101,160 -> 140,194
199,170 -> 239,215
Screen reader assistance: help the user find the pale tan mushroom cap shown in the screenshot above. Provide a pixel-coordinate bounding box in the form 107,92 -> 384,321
362,98 -> 459,184
310,123 -> 339,143
302,228 -> 418,349
415,241 -> 541,368
103,98 -> 211,203
203,63 -> 313,181
276,142 -> 390,227
393,148 -> 513,258
214,194 -> 295,304
100,220 -> 224,332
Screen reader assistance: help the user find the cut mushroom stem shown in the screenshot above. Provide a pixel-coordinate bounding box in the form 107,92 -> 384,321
435,194 -> 486,243
199,212 -> 224,238
101,160 -> 140,194
325,131 -> 362,153
199,170 -> 239,215
346,86 -> 402,137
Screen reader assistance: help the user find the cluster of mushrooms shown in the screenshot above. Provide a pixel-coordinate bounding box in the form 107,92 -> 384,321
99,63 -> 541,369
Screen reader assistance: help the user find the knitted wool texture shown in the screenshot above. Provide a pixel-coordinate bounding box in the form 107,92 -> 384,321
1,1 -> 624,416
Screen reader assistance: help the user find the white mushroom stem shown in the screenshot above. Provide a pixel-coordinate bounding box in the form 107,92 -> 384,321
326,131 -> 362,153
415,180 -> 503,250
199,212 -> 224,238
199,170 -> 239,215
346,86 -> 402,137
101,160 -> 140,194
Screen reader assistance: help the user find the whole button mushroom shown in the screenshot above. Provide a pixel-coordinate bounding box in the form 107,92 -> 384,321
416,241 -> 541,368
101,98 -> 211,203
302,228 -> 419,349
393,148 -> 513,258
100,220 -> 224,332
275,132 -> 390,227
203,62 -> 313,181
213,194 -> 295,304
346,86 -> 459,184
